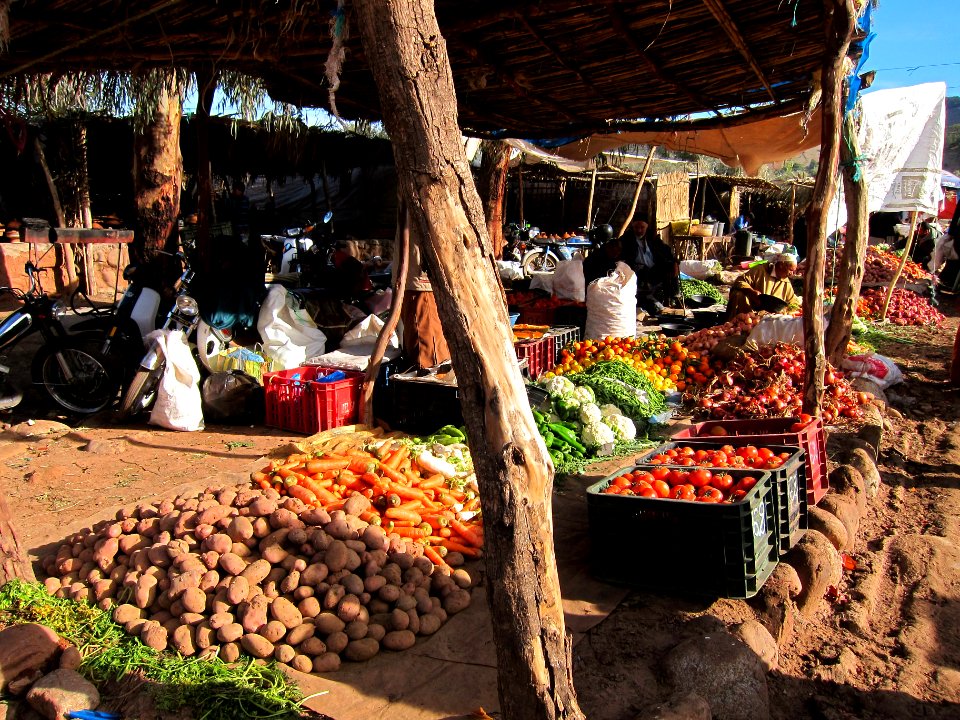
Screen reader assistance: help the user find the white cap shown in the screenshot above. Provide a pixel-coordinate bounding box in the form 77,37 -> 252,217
775,252 -> 798,266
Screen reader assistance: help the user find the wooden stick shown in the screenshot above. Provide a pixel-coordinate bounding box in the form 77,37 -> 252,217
360,199 -> 410,424
879,210 -> 918,321
616,146 -> 656,238
787,183 -> 796,246
585,165 -> 597,229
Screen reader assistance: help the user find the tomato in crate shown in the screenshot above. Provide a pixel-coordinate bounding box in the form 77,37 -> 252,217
672,416 -> 827,506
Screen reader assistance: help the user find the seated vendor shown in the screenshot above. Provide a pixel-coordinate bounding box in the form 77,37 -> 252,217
619,214 -> 679,314
727,252 -> 799,316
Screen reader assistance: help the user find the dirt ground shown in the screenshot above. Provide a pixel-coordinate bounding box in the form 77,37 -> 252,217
1,296 -> 959,720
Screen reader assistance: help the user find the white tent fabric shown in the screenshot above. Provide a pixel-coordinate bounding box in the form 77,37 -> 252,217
504,138 -> 594,172
829,82 -> 946,235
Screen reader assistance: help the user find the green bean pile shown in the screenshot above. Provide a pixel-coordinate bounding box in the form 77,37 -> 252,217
570,361 -> 666,420
680,278 -> 724,304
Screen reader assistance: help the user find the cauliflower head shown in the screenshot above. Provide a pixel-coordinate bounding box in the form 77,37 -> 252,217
600,403 -> 624,419
544,376 -> 576,398
572,385 -> 596,404
603,413 -> 637,441
579,402 -> 602,426
581,422 -> 616,449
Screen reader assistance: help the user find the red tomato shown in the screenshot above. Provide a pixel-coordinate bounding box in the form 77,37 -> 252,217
696,486 -> 724,502
757,448 -> 774,460
650,454 -> 670,464
735,476 -> 759,493
720,444 -> 736,456
604,485 -> 620,494
652,479 -> 671,498
670,484 -> 696,501
613,475 -> 631,488
632,470 -> 655,484
737,445 -> 759,460
665,449 -> 679,458
677,446 -> 695,457
727,489 -> 747,503
710,472 -> 735,491
637,486 -> 657,498
693,449 -> 709,461
667,469 -> 689,486
677,457 -> 695,467
688,468 -> 712,488
651,466 -> 671,481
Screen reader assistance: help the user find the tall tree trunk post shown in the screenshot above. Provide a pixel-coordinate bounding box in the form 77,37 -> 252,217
824,108 -> 869,366
880,211 -> 918,320
477,139 -> 511,258
802,0 -> 855,416
616,146 -> 657,237
194,65 -> 217,276
74,121 -> 97,296
352,2 -> 585,718
133,71 -> 183,274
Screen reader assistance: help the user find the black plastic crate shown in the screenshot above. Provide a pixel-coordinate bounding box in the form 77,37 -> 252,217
388,375 -> 463,435
636,441 -> 807,555
545,325 -> 581,363
586,466 -> 778,599
553,304 -> 587,338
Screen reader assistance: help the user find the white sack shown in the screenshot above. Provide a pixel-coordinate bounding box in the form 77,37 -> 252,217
257,285 -> 327,370
585,262 -> 637,340
841,353 -> 904,389
679,259 -> 721,280
746,314 -> 805,346
553,259 -> 586,302
307,344 -> 402,372
497,260 -> 525,281
149,329 -> 205,432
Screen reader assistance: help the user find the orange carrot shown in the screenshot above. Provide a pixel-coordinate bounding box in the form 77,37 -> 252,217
251,471 -> 270,484
385,507 -> 422,524
450,518 -> 483,547
396,499 -> 425,512
418,474 -> 445,489
438,538 -> 482,557
424,545 -> 452,570
287,484 -> 318,506
421,514 -> 449,530
305,457 -> 350,473
348,456 -> 377,475
389,526 -> 430,539
323,499 -> 346,512
382,444 -> 409,470
359,510 -> 382,525
338,470 -> 361,488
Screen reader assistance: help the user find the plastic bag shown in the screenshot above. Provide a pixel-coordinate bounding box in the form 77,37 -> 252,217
149,330 -> 205,432
678,259 -> 721,280
306,344 -> 402,372
257,285 -> 327,370
841,353 -> 904,389
585,262 -> 637,340
496,260 -> 525,282
529,272 -> 555,295
201,370 -> 264,424
340,314 -> 399,349
746,314 -> 805,347
553,259 -> 586,302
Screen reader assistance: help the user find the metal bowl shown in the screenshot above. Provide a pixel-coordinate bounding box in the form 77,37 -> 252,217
756,294 -> 790,313
657,322 -> 695,337
684,294 -> 714,308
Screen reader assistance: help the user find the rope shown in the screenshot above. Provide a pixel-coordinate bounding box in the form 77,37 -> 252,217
324,0 -> 349,128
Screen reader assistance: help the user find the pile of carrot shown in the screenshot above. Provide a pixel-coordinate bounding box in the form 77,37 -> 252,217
251,441 -> 483,567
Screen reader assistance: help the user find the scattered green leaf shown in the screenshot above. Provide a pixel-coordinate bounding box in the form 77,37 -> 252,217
225,441 -> 255,451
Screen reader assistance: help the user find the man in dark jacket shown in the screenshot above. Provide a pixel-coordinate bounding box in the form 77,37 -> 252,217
618,214 -> 679,314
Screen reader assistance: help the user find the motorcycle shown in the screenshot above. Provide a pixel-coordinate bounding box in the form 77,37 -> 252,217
520,231 -> 592,276
116,244 -> 208,419
0,262 -> 119,414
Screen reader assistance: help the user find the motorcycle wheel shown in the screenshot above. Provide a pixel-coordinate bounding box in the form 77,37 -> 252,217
31,341 -> 120,414
118,365 -> 164,420
522,250 -> 559,276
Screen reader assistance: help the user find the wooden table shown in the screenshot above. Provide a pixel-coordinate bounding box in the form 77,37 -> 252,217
671,234 -> 734,263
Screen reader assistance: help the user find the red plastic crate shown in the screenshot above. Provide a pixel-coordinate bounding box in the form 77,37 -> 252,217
514,336 -> 552,380
263,366 -> 363,434
671,417 -> 828,506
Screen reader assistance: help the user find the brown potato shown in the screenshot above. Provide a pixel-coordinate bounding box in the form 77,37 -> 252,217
241,633 -> 274,659
217,623 -> 244,643
299,636 -> 327,656
343,637 -> 380,662
270,597 -> 303,630
311,652 -> 341,673
382,630 -> 416,651
240,559 -> 272,585
259,620 -> 288,644
172,625 -> 196,656
291,655 -> 313,673
219,642 -> 240,663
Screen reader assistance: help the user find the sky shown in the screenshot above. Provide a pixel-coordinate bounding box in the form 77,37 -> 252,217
862,0 -> 959,96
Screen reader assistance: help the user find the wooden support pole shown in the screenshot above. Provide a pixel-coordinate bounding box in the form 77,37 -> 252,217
585,165 -> 597,229
802,0 -> 855,417
880,210 -> 919,321
195,65 -> 216,276
360,201 -> 409,425
824,109 -> 869,366
616,147 -> 657,238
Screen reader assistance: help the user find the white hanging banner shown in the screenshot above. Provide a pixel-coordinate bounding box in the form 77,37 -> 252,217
829,82 -> 946,235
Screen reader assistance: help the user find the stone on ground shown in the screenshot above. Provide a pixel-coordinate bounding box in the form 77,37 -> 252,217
0,624 -> 62,694
26,669 -> 99,720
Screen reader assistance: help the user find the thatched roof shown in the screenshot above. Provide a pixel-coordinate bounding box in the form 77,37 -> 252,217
0,0 -> 839,137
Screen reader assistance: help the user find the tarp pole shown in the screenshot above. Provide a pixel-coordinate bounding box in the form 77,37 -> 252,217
788,183 -> 796,246
879,210 -> 918,321
617,147 -> 657,237
585,165 -> 597,229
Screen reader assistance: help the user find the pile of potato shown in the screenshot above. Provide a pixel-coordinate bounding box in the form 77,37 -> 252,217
42,484 -> 475,673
